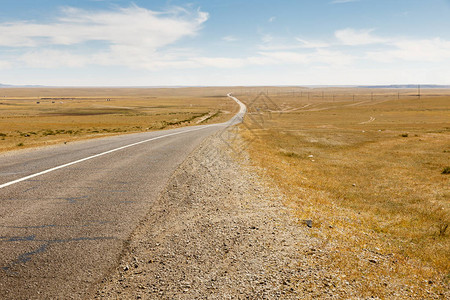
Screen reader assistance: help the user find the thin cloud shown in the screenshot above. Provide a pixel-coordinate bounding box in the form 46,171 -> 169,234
261,34 -> 273,43
249,48 -> 354,67
296,38 -> 330,48
222,35 -> 238,42
335,28 -> 386,45
330,0 -> 360,4
367,38 -> 450,62
193,57 -> 246,68
0,60 -> 11,69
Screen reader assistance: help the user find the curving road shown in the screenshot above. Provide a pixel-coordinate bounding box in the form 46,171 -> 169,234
0,94 -> 245,299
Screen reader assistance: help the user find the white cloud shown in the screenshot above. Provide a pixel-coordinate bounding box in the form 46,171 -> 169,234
257,51 -> 309,64
0,6 -> 208,48
296,38 -> 330,48
257,38 -> 330,51
335,28 -> 386,45
261,34 -> 273,44
252,48 -> 353,66
19,50 -> 89,68
268,16 -> 276,23
0,5 -> 208,69
312,49 -> 355,65
193,57 -> 246,68
222,35 -> 238,42
0,60 -> 11,69
367,38 -> 450,62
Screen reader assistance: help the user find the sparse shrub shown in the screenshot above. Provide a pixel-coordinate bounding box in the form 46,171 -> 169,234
0,133 -> 6,137
42,129 -> 55,136
280,151 -> 302,158
17,143 -> 24,147
401,133 -> 408,137
200,111 -> 220,123
442,166 -> 450,174
439,223 -> 448,236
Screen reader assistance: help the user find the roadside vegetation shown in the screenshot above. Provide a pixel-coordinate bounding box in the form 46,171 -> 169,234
0,87 -> 238,153
237,88 -> 449,297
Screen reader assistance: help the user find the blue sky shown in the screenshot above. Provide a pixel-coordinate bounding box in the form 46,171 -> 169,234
1,0 -> 450,86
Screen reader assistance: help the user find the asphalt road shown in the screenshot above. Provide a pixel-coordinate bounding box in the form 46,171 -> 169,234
0,95 -> 245,299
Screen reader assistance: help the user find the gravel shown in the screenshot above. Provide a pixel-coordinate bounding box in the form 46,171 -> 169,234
92,131 -> 312,299
90,129 -> 449,299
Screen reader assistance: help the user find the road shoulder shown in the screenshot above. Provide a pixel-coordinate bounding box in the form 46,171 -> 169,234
91,131 -> 308,299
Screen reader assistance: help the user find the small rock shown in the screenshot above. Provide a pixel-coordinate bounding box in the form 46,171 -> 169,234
352,183 -> 356,187
304,220 -> 313,228
368,259 -> 377,264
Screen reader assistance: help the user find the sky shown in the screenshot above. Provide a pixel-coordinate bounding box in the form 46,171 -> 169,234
0,0 -> 450,86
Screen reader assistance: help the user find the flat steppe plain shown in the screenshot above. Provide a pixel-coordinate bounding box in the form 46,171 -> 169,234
237,87 -> 449,297
0,87 -> 238,153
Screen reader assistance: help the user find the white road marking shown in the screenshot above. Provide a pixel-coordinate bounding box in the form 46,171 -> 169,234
1,94 -> 246,190
0,125 -> 218,189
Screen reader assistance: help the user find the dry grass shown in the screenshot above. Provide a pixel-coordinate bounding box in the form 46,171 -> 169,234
237,88 -> 449,297
0,87 -> 238,153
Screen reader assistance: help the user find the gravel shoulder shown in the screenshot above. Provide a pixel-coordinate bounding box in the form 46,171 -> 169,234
91,131 -> 313,299
89,127 -> 449,299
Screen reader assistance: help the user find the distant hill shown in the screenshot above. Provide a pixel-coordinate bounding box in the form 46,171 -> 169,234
0,83 -> 44,88
358,84 -> 450,89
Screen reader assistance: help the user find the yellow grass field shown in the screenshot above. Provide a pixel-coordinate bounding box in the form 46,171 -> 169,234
237,88 -> 449,297
0,87 -> 238,153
